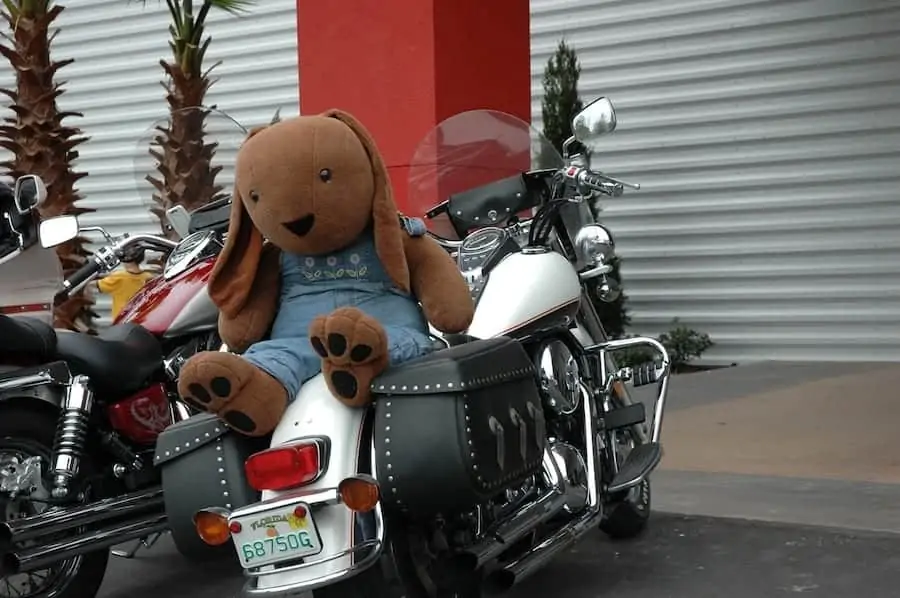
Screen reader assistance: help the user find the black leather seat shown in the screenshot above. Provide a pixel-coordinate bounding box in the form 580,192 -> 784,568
55,324 -> 164,397
0,315 -> 57,361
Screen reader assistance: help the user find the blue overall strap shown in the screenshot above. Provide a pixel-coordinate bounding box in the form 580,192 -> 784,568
398,215 -> 427,238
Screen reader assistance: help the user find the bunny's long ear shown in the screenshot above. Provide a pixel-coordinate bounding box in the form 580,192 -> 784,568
322,109 -> 411,294
207,126 -> 269,316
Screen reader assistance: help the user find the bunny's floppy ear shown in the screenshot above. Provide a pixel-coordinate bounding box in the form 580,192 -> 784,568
207,126 -> 269,317
322,109 -> 411,294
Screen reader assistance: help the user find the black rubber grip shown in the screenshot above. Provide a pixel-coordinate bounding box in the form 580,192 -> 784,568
631,362 -> 661,387
56,259 -> 102,302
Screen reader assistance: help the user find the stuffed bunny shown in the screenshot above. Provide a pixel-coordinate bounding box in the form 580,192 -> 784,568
176,110 -> 475,436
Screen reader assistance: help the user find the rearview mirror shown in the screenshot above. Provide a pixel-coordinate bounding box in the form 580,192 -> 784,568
572,97 -> 617,144
39,215 -> 79,248
165,205 -> 191,239
13,175 -> 48,214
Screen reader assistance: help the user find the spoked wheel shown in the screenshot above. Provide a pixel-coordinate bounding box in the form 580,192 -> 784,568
0,409 -> 109,598
599,427 -> 651,540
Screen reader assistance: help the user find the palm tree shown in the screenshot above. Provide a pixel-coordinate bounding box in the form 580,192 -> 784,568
0,0 -> 97,332
135,0 -> 255,236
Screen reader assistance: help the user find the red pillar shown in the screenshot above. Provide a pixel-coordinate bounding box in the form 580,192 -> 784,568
296,0 -> 532,213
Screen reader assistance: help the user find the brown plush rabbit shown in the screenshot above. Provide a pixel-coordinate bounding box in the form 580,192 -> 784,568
176,110 -> 474,437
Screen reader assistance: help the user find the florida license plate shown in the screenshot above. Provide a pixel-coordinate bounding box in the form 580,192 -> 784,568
231,503 -> 323,569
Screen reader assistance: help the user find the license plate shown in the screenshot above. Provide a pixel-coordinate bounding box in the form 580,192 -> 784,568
231,503 -> 323,569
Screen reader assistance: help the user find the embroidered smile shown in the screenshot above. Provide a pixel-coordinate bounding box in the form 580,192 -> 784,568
284,214 -> 316,237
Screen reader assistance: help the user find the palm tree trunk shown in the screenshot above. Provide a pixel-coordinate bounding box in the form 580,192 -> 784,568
0,3 -> 97,332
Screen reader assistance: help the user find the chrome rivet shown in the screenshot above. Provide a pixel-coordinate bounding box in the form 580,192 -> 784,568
174,447 -> 180,452
218,468 -> 225,473
223,491 -> 229,497
205,432 -> 210,437
378,385 -> 385,390
217,457 -> 223,463
388,476 -> 394,482
448,383 -> 454,388
401,386 -> 407,391
435,384 -> 441,389
412,385 -> 419,391
165,451 -> 171,457
386,464 -> 392,470
385,451 -> 391,457
386,413 -> 391,418
424,385 -> 430,390
225,503 -> 232,509
385,438 -> 391,444
385,426 -> 391,432
216,445 -> 222,451
214,428 -> 221,433
386,401 -> 392,407
194,437 -> 200,443
392,488 -> 397,494
221,480 -> 227,485
390,385 -> 396,391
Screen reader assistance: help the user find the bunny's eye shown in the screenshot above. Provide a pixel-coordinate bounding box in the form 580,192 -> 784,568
319,168 -> 332,183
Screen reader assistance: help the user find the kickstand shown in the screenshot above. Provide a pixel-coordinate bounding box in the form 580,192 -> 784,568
111,532 -> 165,559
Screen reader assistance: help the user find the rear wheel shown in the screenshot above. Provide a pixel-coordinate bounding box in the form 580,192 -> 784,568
314,522 -> 481,598
0,407 -> 109,598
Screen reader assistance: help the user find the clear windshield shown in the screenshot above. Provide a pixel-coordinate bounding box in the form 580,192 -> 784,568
406,110 -> 564,240
132,106 -> 248,237
0,189 -> 62,324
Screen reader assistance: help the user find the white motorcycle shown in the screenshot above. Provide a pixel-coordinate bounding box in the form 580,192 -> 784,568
150,97 -> 672,597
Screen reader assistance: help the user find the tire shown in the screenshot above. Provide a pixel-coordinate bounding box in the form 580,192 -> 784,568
0,404 -> 110,598
314,523 -> 481,598
600,476 -> 651,540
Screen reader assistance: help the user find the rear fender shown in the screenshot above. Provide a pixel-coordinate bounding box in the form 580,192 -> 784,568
256,374 -> 370,591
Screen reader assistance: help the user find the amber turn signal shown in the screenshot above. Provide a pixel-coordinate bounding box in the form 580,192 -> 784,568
193,508 -> 232,546
338,475 -> 380,513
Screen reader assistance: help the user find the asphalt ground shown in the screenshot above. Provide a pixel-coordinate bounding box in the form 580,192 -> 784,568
92,362 -> 900,598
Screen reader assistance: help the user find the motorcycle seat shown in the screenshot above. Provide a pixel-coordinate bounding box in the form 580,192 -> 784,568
0,315 -> 57,361
55,324 -> 164,398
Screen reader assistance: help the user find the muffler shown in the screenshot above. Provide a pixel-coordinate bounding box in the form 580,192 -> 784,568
0,487 -> 163,546
455,448 -> 570,571
481,502 -> 604,595
3,512 -> 168,574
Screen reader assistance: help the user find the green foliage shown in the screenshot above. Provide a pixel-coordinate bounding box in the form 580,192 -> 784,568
540,39 -> 584,156
614,319 -> 714,373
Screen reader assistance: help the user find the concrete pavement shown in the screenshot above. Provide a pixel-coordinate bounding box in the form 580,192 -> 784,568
94,361 -> 900,597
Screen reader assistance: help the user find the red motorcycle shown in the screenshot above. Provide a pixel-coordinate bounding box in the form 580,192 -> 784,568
0,108 -> 239,598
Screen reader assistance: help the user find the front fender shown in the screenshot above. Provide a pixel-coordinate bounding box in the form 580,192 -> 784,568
255,374 -> 370,592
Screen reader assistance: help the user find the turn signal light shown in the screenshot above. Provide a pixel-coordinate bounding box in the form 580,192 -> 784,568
338,475 -> 380,513
194,508 -> 232,546
245,442 -> 321,492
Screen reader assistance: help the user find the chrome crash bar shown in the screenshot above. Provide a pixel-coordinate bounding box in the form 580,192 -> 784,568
584,337 -> 671,443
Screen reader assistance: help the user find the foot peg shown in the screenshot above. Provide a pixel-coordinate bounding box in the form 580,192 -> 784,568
608,442 -> 662,494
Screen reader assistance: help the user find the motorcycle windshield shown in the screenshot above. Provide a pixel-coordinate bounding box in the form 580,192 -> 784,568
0,206 -> 62,324
132,106 -> 249,237
406,110 -> 564,240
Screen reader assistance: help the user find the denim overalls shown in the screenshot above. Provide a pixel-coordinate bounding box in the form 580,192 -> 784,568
242,223 -> 434,401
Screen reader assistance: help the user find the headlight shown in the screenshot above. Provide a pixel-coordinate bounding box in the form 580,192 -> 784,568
574,224 -> 615,265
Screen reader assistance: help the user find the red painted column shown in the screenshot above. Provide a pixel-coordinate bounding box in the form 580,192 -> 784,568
296,0 -> 531,213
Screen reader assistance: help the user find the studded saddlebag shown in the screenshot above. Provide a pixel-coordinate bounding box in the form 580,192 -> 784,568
154,413 -> 268,560
371,337 -> 546,518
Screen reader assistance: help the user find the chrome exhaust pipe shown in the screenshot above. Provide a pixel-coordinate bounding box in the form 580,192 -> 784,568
0,487 -> 162,546
484,381 -> 605,595
455,448 -> 569,570
482,507 -> 604,595
3,512 -> 168,574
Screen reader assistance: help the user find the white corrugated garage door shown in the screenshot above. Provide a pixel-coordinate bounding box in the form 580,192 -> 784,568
0,0 -> 299,325
531,0 -> 900,362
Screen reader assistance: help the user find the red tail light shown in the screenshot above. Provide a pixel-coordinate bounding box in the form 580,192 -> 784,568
245,441 -> 322,492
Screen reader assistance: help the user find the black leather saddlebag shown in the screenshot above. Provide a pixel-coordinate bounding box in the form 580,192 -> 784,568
154,414 -> 268,560
371,337 -> 546,518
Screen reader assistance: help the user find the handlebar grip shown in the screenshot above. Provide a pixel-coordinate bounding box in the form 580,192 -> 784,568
56,258 -> 103,302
